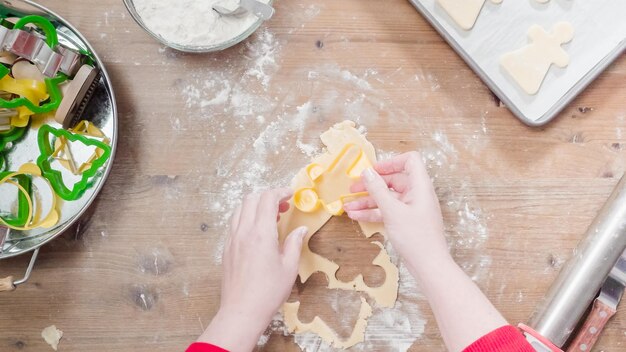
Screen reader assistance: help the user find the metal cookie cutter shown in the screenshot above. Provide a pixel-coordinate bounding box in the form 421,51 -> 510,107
0,15 -> 82,78
294,144 -> 371,216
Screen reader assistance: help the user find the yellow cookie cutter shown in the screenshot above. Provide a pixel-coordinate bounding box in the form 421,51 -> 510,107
52,120 -> 110,175
0,163 -> 59,230
0,75 -> 48,127
294,144 -> 370,216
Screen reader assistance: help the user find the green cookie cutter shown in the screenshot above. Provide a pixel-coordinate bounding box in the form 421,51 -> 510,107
0,126 -> 27,171
0,171 -> 32,227
0,15 -> 67,115
14,15 -> 59,48
36,124 -> 111,201
0,65 -> 67,115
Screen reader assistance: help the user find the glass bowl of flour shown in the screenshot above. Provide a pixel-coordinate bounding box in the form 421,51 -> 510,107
124,0 -> 271,52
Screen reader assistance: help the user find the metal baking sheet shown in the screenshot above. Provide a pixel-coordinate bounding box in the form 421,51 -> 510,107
0,0 -> 117,259
409,0 -> 626,126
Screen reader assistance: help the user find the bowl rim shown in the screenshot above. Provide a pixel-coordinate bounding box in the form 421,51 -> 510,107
122,0 -> 272,53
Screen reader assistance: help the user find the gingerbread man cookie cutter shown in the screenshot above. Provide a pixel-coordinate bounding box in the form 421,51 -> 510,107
293,143 -> 370,216
278,121 -> 400,349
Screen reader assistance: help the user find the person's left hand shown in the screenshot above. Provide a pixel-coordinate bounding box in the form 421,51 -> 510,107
198,188 -> 308,351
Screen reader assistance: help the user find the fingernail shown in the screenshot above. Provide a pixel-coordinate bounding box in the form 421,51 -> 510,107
362,168 -> 375,182
297,226 -> 308,238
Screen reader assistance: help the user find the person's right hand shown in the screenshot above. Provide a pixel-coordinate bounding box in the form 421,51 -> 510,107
343,152 -> 450,270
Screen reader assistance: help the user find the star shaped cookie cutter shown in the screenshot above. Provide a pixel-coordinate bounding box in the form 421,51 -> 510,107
293,143 -> 370,216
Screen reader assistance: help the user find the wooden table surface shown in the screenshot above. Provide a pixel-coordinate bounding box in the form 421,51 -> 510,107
1,0 -> 625,351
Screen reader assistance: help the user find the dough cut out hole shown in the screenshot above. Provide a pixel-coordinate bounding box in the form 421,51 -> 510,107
289,272 -> 365,339
308,217 -> 386,288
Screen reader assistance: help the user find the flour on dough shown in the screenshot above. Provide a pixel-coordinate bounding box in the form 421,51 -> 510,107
278,121 -> 399,348
436,0 -> 502,30
500,22 -> 574,95
41,325 -> 63,351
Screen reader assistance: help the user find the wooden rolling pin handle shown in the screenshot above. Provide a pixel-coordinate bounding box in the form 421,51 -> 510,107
0,276 -> 15,292
566,298 -> 616,352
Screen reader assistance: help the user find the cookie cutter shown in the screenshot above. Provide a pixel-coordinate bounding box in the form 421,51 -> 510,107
0,171 -> 31,227
36,124 -> 111,201
0,15 -> 82,78
0,125 -> 26,171
0,163 -> 59,230
0,64 -> 67,127
0,107 -> 16,132
52,120 -> 108,175
293,144 -> 370,216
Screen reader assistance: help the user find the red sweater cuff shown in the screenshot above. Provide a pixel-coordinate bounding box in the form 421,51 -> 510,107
463,325 -> 535,352
186,342 -> 229,352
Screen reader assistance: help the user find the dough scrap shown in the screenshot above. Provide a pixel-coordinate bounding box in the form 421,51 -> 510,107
283,297 -> 373,349
436,0 -> 502,31
500,22 -> 574,95
41,325 -> 63,351
278,121 -> 399,348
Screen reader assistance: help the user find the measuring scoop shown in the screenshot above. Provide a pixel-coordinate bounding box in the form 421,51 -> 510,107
213,0 -> 275,20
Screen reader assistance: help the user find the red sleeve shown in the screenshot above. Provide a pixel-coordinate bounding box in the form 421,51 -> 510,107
463,325 -> 536,352
186,342 -> 229,352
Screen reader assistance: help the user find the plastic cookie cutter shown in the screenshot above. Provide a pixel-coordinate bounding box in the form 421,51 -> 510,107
0,170 -> 31,228
36,124 -> 111,201
0,63 -> 68,127
0,163 -> 59,230
52,120 -> 109,175
0,125 -> 27,171
294,143 -> 372,216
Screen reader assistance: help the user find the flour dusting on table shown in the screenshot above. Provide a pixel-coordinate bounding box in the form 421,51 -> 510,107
166,9 -> 493,350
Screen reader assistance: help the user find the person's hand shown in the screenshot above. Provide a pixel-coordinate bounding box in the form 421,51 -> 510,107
198,188 -> 308,352
344,153 -> 511,352
344,152 -> 450,272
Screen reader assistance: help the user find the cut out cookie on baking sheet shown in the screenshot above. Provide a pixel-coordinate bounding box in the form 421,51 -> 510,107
500,22 -> 574,95
436,0 -> 502,30
278,121 -> 399,348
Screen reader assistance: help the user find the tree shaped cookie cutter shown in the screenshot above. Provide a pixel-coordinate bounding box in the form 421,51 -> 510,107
36,124 -> 111,201
294,143 -> 370,216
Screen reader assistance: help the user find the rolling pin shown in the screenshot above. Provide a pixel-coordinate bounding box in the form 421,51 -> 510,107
521,174 -> 626,350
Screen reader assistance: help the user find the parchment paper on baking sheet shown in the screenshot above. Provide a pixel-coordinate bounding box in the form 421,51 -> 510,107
410,0 -> 626,125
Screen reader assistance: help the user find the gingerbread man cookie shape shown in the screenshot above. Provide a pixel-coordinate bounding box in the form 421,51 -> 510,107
436,0 -> 502,30
500,22 -> 574,95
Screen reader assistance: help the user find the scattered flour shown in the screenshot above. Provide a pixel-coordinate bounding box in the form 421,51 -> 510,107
169,11 -> 492,350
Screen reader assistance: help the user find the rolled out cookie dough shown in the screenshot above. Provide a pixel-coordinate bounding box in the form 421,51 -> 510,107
278,121 -> 399,348
284,297 -> 373,349
500,22 -> 574,95
436,0 -> 502,30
